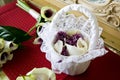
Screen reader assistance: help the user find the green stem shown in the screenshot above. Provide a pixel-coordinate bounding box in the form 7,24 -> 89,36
16,0 -> 42,34
16,0 -> 31,12
27,15 -> 41,34
27,25 -> 36,34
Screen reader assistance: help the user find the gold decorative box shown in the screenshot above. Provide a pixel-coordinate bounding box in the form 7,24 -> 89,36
27,0 -> 120,54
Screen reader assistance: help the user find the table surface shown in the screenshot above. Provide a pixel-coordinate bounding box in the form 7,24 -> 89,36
0,1 -> 120,80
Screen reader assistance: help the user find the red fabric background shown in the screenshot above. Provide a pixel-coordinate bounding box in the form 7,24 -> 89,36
0,2 -> 120,80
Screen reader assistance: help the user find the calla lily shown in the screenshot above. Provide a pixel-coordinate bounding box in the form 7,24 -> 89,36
65,43 -> 86,56
77,38 -> 88,52
16,75 -> 35,80
54,40 -> 63,53
53,31 -> 88,56
0,39 -> 18,68
0,38 -> 5,52
16,0 -> 56,34
16,67 -> 56,80
16,0 -> 40,20
41,6 -> 56,21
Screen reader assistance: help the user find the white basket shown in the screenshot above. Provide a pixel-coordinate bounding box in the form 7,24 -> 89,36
38,4 -> 107,75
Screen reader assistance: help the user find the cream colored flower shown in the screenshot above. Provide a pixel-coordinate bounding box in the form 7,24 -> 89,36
16,67 -> 56,80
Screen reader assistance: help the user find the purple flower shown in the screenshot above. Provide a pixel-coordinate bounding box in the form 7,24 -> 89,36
61,46 -> 69,56
54,31 -> 83,56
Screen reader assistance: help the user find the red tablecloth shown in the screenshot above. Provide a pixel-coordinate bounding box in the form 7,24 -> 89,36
0,1 -> 120,80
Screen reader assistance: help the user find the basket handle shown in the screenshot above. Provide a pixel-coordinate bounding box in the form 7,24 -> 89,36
51,4 -> 99,50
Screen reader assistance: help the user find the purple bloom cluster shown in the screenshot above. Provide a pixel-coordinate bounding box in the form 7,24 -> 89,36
54,31 -> 83,56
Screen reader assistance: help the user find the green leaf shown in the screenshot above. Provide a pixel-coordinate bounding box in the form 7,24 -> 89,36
0,26 -> 31,44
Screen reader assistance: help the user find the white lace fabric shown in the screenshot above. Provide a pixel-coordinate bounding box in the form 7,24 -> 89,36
37,4 -> 107,75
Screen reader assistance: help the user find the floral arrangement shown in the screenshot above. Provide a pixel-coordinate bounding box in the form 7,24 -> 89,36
0,0 -> 107,79
0,0 -> 57,79
0,26 -> 30,67
0,0 -> 56,68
